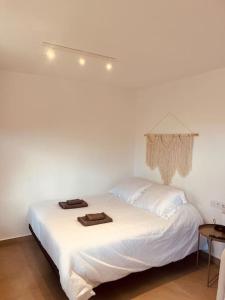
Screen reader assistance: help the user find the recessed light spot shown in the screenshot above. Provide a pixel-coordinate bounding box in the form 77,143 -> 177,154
46,48 -> 56,61
78,57 -> 86,66
106,63 -> 112,71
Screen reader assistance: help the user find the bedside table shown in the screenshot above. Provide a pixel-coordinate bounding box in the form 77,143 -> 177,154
196,224 -> 225,287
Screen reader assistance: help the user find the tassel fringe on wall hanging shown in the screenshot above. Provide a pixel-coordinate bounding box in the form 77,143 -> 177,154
145,113 -> 199,185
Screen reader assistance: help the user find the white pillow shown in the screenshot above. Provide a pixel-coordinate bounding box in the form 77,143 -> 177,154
133,183 -> 187,219
110,177 -> 152,204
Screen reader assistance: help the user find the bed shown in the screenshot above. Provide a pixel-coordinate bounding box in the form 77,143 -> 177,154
28,178 -> 203,300
217,249 -> 225,300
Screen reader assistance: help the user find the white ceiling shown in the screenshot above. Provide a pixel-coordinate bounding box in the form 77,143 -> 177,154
1,0 -> 225,88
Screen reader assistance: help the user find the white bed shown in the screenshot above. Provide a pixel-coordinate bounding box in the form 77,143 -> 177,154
28,191 -> 202,300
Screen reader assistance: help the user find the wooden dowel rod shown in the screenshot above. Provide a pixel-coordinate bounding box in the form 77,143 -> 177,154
144,133 -> 199,137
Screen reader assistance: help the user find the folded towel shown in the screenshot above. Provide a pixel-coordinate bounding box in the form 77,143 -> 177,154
86,212 -> 105,221
66,199 -> 83,205
59,200 -> 88,209
77,213 -> 113,226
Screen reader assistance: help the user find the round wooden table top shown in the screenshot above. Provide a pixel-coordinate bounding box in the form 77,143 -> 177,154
199,224 -> 225,242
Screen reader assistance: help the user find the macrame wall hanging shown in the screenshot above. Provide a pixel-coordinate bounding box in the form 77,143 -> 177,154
145,113 -> 199,185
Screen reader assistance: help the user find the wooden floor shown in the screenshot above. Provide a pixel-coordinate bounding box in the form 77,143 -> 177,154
0,236 -> 218,300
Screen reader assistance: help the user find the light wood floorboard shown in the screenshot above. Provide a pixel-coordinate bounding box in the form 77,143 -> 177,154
0,237 -> 218,300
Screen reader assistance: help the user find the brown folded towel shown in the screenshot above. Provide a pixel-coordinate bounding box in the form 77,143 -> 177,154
66,199 -> 83,205
77,213 -> 113,226
86,212 -> 105,221
59,200 -> 88,209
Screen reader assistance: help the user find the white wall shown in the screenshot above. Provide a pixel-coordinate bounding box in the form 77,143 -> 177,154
1,67 -> 225,257
134,68 -> 225,257
0,70 -> 135,240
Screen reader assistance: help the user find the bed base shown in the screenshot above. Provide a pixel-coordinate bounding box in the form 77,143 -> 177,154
29,224 -> 199,298
29,224 -> 60,279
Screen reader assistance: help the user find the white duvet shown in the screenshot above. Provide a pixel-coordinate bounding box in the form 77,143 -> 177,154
28,194 -> 202,300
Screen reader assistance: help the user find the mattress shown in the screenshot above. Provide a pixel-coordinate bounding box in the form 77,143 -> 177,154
28,193 -> 202,300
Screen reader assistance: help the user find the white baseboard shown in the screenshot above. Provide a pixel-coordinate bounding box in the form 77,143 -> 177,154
0,233 -> 31,242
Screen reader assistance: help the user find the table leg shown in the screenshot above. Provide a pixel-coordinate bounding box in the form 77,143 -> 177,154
207,238 -> 212,287
196,231 -> 200,266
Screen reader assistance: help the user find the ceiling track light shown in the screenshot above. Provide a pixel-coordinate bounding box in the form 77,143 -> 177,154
42,41 -> 117,63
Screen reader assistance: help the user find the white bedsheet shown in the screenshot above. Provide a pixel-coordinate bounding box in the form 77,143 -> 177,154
28,194 -> 202,300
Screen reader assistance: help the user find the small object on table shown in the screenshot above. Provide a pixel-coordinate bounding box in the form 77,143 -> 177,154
59,199 -> 88,209
196,224 -> 225,287
214,224 -> 225,234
